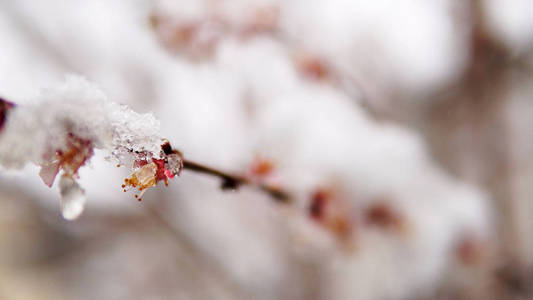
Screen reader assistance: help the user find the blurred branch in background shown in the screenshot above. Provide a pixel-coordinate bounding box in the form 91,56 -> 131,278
372,1 -> 533,298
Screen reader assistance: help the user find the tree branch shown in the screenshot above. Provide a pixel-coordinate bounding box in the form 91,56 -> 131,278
182,159 -> 291,204
1,96 -> 291,205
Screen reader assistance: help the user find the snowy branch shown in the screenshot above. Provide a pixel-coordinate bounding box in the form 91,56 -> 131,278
0,76 -> 289,220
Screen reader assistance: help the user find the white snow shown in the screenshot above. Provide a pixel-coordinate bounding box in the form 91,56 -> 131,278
0,75 -> 163,169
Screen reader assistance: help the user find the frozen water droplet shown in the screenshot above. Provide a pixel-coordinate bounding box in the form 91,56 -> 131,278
166,153 -> 183,176
58,174 -> 86,220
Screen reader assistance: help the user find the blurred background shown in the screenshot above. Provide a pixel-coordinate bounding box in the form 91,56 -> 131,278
1,0 -> 533,299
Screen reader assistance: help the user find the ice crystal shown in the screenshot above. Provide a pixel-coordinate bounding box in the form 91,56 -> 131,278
58,174 -> 86,220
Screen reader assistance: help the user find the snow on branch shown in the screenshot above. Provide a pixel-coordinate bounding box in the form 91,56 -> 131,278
0,76 -> 182,219
0,76 -> 165,167
0,76 -> 286,220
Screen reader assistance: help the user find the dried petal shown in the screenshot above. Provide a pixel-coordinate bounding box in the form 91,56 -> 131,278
39,160 -> 60,187
59,134 -> 93,176
308,187 -> 354,241
365,201 -> 405,232
250,158 -> 274,177
125,162 -> 158,190
58,174 -> 86,220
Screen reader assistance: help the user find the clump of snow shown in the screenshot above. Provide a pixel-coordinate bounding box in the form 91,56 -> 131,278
0,75 -> 164,169
0,75 -> 168,219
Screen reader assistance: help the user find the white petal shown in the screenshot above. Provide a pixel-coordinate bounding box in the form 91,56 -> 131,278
58,174 -> 86,220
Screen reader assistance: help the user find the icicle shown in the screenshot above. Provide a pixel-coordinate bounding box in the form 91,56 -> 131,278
58,174 -> 87,220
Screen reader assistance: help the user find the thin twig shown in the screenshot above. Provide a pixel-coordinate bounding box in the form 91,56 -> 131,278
182,159 -> 291,203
